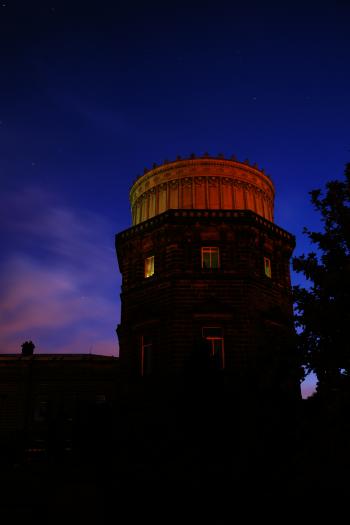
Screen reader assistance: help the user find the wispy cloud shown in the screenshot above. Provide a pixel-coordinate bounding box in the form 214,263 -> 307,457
0,188 -> 119,355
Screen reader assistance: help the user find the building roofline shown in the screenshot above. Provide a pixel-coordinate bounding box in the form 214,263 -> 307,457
116,208 -> 295,244
0,354 -> 119,361
130,154 -> 272,192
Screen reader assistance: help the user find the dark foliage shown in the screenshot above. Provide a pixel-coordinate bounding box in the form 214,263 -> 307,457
293,163 -> 350,392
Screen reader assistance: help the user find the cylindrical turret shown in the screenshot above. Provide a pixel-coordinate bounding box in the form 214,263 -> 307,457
130,155 -> 274,225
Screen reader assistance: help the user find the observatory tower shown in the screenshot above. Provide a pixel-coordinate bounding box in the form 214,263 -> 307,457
116,154 -> 298,396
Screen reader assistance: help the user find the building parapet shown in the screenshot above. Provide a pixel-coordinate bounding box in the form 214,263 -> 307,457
117,208 -> 295,244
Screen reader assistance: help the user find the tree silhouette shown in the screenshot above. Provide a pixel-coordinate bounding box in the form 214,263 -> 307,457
293,163 -> 350,393
21,340 -> 35,356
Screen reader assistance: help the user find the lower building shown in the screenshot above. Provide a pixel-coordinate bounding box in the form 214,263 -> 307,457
0,354 -> 119,462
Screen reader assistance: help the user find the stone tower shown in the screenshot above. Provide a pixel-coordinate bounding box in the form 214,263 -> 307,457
116,155 -> 299,397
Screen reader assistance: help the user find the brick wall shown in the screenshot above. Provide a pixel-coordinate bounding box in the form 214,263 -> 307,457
116,210 -> 299,398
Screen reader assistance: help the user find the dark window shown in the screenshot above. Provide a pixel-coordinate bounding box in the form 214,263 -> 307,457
34,399 -> 49,422
141,335 -> 153,376
201,247 -> 220,269
202,327 -> 225,369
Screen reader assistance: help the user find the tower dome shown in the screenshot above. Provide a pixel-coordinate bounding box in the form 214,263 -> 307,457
130,155 -> 274,225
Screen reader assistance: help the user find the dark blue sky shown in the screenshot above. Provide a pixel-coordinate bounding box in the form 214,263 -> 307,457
1,1 -> 349,396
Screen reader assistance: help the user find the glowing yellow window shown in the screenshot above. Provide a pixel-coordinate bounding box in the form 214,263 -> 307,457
144,255 -> 155,278
264,257 -> 271,278
201,247 -> 220,269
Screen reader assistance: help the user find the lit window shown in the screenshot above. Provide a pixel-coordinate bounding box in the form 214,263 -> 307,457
264,257 -> 271,278
95,394 -> 107,405
141,335 -> 153,376
144,255 -> 155,278
201,247 -> 220,269
202,327 -> 225,369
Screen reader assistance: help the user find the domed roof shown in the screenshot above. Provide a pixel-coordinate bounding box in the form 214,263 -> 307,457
130,154 -> 275,225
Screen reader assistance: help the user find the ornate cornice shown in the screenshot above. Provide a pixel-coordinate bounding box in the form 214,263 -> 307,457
117,209 -> 294,245
130,157 -> 274,198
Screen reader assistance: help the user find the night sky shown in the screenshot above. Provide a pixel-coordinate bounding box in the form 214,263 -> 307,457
1,1 -> 349,397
